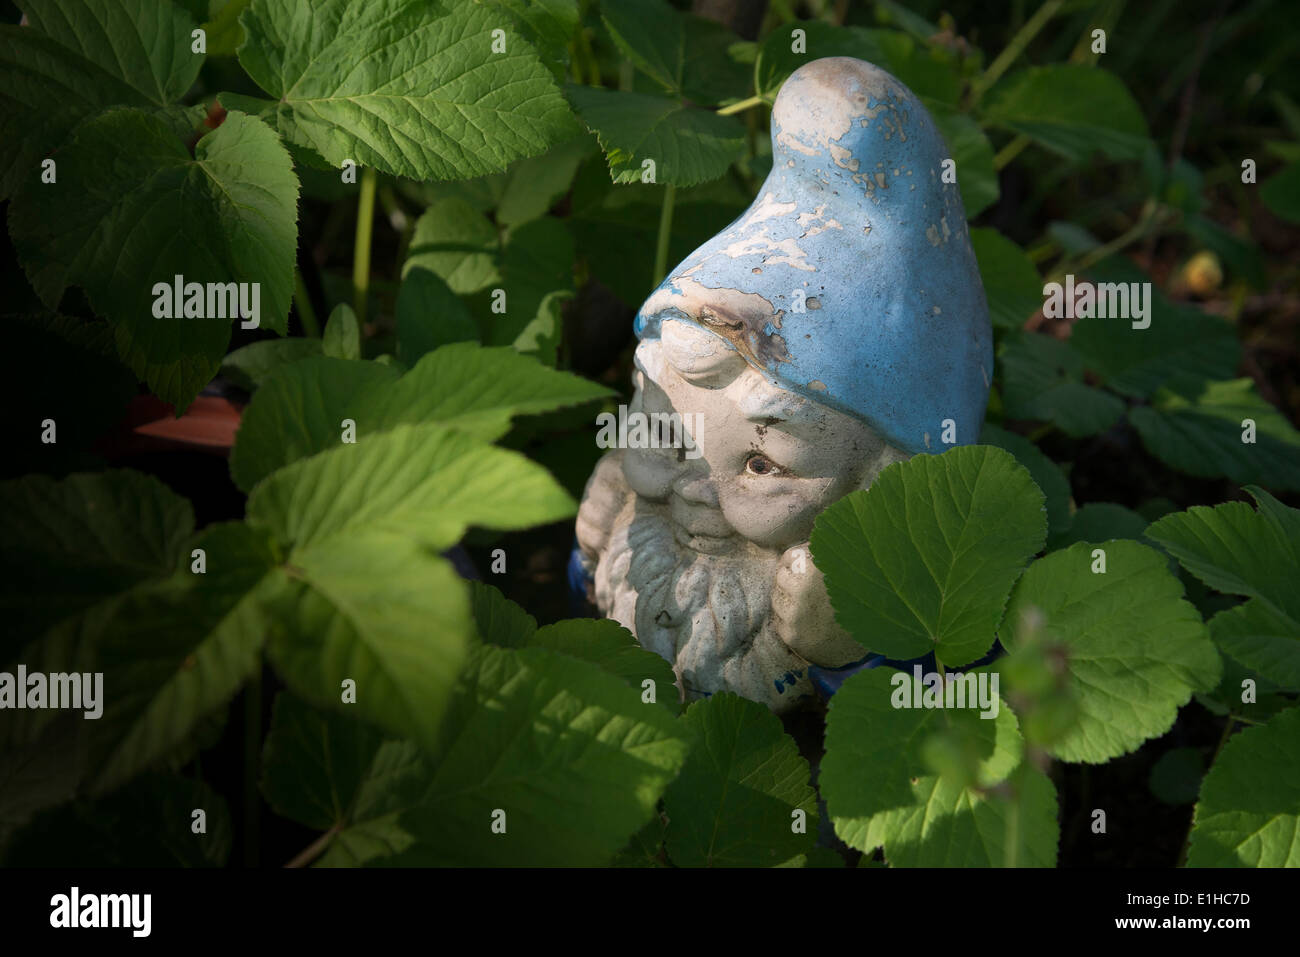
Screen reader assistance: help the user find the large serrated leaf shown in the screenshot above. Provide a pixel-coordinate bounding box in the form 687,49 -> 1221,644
662,693 -> 817,867
999,332 -> 1125,437
1129,380 -> 1300,491
811,445 -> 1047,668
88,522 -> 278,794
387,645 -> 690,866
981,65 -> 1151,162
0,470 -> 194,655
231,343 -> 612,492
9,108 -> 299,409
527,618 -> 680,712
566,85 -> 745,186
261,530 -> 473,753
0,0 -> 203,200
237,0 -> 578,181
247,423 -> 576,553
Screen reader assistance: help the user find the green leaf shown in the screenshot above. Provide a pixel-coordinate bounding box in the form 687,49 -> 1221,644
527,618 -> 680,712
1261,161 -> 1300,224
933,111 -> 998,218
0,470 -> 193,654
979,424 -> 1071,539
202,0 -> 252,57
237,0 -> 578,180
230,343 -> 612,491
88,522 -> 278,794
1070,261 -> 1240,397
970,229 -> 1040,330
811,446 -> 1047,668
468,581 -> 537,648
662,693 -> 817,866
566,85 -> 746,186
322,303 -> 361,360
481,216 -> 575,349
261,692 -> 386,832
981,65 -> 1150,162
1129,380 -> 1300,491
1207,601 -> 1300,691
999,333 -> 1125,437
247,423 -> 576,554
487,0 -> 578,81
1000,541 -> 1221,763
230,357 -> 401,492
602,0 -> 748,105
404,198 -> 501,295
0,0 -> 203,200
358,342 -> 614,444
220,336 -> 323,391
862,763 -> 1059,867
1187,705 -> 1300,867
1048,502 -> 1147,551
315,740 -> 423,866
396,268 -> 480,366
391,645 -> 691,866
1146,487 -> 1300,625
261,530 -> 473,752
495,136 -> 593,228
821,668 -> 1023,852
9,108 -> 299,408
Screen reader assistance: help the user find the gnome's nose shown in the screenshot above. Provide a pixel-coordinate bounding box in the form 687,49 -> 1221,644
672,471 -> 719,508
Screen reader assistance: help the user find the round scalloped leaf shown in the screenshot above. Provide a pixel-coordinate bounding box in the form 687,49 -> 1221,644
812,445 -> 1047,668
1001,541 -> 1221,763
1187,706 -> 1300,867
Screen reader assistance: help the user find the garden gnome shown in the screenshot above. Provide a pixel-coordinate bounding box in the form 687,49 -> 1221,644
574,57 -> 993,713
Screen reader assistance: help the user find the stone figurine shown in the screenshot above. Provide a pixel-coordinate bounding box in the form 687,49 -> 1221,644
573,57 -> 993,713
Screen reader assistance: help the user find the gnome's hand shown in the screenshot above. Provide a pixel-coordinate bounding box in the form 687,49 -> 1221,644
576,449 -> 631,561
771,544 -> 866,668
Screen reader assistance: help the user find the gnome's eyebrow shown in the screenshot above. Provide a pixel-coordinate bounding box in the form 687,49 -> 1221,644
735,381 -> 821,426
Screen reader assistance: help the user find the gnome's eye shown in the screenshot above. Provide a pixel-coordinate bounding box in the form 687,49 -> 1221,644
745,454 -> 783,477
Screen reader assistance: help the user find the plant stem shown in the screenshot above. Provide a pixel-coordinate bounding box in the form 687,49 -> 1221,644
1004,790 -> 1020,868
654,183 -> 677,285
352,165 -> 378,325
993,134 -> 1031,171
293,268 -> 320,337
286,824 -> 342,869
1047,201 -> 1162,285
969,0 -> 1064,104
242,667 -> 262,868
717,94 -> 765,116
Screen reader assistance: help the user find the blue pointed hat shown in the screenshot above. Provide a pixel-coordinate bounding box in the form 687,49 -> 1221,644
635,57 -> 992,455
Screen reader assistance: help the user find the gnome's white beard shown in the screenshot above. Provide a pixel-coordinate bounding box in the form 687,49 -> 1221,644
593,498 -> 816,712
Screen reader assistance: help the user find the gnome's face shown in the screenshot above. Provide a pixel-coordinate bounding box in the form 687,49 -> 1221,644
624,319 -> 894,553
576,57 -> 992,713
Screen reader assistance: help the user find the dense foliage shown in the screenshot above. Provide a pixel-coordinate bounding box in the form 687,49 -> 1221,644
1,0 -> 1297,867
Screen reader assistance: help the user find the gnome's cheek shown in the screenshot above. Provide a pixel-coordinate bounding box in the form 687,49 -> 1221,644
718,483 -> 822,551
